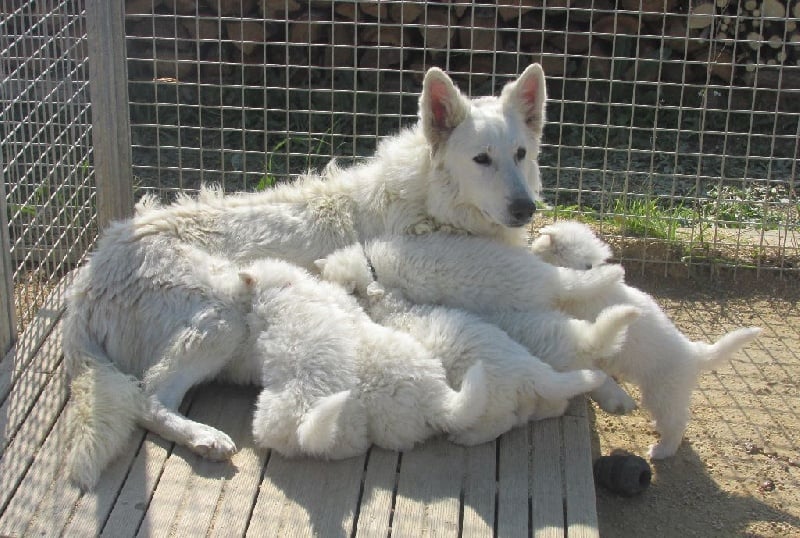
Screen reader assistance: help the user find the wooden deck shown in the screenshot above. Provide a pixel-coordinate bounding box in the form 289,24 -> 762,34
0,284 -> 600,537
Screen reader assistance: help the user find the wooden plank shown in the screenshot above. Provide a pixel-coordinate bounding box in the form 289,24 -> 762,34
563,416 -> 600,538
0,275 -> 70,401
86,0 -> 134,228
353,448 -> 399,538
135,394 -> 227,537
0,361 -> 69,515
206,387 -> 265,537
565,395 -> 588,417
461,440 -> 496,537
62,430 -> 148,536
497,425 -> 530,537
247,451 -> 365,537
0,322 -> 64,454
170,384 -> 255,536
3,399 -> 79,536
391,438 -> 464,537
531,419 -> 565,538
101,433 -> 174,536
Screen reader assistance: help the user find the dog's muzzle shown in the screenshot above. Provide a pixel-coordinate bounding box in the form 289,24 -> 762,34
507,198 -> 536,226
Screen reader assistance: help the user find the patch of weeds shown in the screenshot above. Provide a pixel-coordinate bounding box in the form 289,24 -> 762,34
611,197 -> 690,240
703,184 -> 797,230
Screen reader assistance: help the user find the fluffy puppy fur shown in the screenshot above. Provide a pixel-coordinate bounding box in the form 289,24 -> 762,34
531,221 -> 762,459
317,246 -> 610,445
319,236 -> 641,373
240,258 -> 489,458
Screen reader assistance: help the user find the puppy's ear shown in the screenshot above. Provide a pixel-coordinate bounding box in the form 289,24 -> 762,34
420,67 -> 469,152
313,258 -> 327,271
502,63 -> 547,139
366,281 -> 386,298
238,271 -> 256,288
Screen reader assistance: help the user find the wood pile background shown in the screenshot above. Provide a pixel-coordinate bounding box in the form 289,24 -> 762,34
122,0 -> 800,89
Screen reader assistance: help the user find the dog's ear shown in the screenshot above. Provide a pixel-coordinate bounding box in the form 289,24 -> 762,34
420,67 -> 469,152
313,258 -> 327,271
502,63 -> 547,139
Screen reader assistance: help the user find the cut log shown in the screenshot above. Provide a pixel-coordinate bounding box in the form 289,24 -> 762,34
163,0 -> 198,14
226,20 -> 267,55
419,7 -> 455,50
592,14 -> 640,37
458,11 -> 497,51
181,16 -> 220,42
288,9 -> 332,44
126,0 -> 166,15
212,0 -> 258,17
496,0 -> 542,22
261,0 -> 302,18
687,2 -> 716,30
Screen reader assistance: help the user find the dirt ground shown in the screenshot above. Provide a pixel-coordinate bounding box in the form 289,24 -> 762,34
590,269 -> 800,537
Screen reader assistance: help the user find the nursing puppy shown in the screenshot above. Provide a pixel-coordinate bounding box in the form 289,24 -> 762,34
317,245 -> 611,445
320,235 -> 641,372
531,221 -> 762,459
240,259 -> 488,458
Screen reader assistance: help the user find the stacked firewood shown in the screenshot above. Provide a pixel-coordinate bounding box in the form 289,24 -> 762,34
124,0 -> 799,89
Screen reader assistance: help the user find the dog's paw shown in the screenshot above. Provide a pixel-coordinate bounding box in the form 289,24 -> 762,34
591,379 -> 638,415
189,425 -> 238,460
647,441 -> 678,460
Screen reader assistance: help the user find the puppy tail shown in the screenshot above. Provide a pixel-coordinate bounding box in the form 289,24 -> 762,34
439,361 -> 488,431
697,327 -> 762,372
576,304 -> 642,360
297,390 -> 351,456
66,354 -> 145,491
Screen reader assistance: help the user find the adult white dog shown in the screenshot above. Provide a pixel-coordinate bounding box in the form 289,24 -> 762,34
530,221 -> 762,459
63,63 -> 578,488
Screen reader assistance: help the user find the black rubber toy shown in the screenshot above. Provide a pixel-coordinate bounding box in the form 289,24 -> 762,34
593,453 -> 652,497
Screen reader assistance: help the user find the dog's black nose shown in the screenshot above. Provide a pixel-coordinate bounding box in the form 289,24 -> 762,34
508,198 -> 536,225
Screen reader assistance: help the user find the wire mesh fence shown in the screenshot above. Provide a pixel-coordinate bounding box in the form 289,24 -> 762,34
2,0 -> 799,346
1,0 -> 97,339
122,0 -> 799,276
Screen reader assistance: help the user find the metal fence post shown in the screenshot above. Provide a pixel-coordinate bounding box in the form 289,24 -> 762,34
86,0 -> 134,229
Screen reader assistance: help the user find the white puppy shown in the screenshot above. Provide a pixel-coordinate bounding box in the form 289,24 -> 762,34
531,221 -> 762,459
318,235 -> 641,373
317,244 -> 628,445
240,258 -> 489,458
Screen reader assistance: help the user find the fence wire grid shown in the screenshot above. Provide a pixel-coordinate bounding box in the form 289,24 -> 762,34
2,0 -> 799,344
1,0 -> 96,340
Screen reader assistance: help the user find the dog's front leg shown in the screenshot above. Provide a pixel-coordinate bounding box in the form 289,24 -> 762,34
140,395 -> 237,460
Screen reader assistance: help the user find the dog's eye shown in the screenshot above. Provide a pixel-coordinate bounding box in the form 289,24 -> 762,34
516,147 -> 527,161
473,153 -> 492,166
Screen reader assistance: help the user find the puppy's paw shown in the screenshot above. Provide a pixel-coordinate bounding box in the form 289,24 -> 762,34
591,379 -> 638,415
647,441 -> 678,460
190,425 -> 238,460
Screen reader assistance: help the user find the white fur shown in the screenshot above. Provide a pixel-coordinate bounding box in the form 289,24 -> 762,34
241,259 -> 488,458
531,221 -> 763,459
319,238 -> 640,372
62,64 -> 555,487
317,245 -> 612,445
